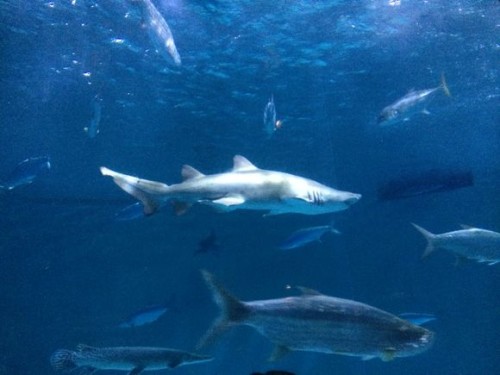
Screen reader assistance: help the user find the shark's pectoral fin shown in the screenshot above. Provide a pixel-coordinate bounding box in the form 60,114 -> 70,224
380,348 -> 397,362
169,358 -> 182,368
268,345 -> 291,362
211,195 -> 245,207
128,366 -> 145,375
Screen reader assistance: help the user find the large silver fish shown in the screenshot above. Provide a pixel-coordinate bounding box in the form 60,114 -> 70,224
378,74 -> 451,125
198,271 -> 434,362
100,155 -> 361,216
50,345 -> 212,375
412,223 -> 500,265
135,0 -> 181,66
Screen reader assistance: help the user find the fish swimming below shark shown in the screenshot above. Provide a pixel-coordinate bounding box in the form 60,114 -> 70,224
197,271 -> 434,362
50,345 -> 212,375
0,156 -> 51,191
100,155 -> 361,217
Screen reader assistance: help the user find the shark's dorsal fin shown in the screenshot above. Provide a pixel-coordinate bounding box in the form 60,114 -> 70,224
232,155 -> 258,171
296,286 -> 323,297
181,165 -> 205,181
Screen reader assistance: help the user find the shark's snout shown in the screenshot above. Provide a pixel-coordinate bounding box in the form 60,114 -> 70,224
345,193 -> 362,206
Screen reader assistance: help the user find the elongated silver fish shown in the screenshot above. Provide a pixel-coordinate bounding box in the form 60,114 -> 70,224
263,95 -> 277,138
412,223 -> 500,265
135,0 -> 181,66
100,155 -> 361,216
50,345 -> 212,375
198,271 -> 434,362
378,74 -> 451,125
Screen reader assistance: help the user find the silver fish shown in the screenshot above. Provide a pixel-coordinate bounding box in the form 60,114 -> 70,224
412,223 -> 500,265
50,344 -> 212,375
119,305 -> 169,328
378,74 -> 451,125
100,155 -> 361,216
198,271 -> 434,362
263,95 -> 277,138
0,156 -> 51,190
135,0 -> 181,66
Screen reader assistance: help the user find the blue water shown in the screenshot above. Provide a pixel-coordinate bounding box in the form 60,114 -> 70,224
1,1 -> 499,374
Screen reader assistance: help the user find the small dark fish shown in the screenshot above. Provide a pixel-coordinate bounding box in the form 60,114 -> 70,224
278,225 -> 340,250
50,344 -> 212,374
119,303 -> 171,328
84,94 -> 102,138
0,156 -> 51,190
398,313 -> 436,326
263,95 -> 279,138
377,169 -> 473,201
115,202 -> 146,221
195,230 -> 220,255
250,371 -> 296,375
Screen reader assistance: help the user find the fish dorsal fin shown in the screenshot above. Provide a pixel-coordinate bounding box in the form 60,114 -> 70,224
77,344 -> 96,353
232,155 -> 258,171
296,286 -> 323,297
459,224 -> 476,230
181,165 -> 205,181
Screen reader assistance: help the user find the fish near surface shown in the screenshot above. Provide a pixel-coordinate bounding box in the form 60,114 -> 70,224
412,224 -> 500,265
0,156 -> 51,190
378,73 -> 451,126
100,155 -> 361,217
134,0 -> 181,66
50,345 -> 212,374
84,94 -> 102,138
198,271 -> 434,362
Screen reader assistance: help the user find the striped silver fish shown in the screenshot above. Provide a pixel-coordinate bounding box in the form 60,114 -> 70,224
50,345 -> 212,375
198,271 -> 434,362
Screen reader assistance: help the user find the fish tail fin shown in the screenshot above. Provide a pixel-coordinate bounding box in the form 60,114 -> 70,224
197,270 -> 249,350
440,73 -> 451,97
411,223 -> 437,258
100,167 -> 169,215
50,349 -> 77,371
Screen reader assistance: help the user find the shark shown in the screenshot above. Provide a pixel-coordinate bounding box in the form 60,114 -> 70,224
100,155 -> 361,216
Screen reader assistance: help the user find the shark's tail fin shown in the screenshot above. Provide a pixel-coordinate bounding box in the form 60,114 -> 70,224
440,73 -> 451,97
50,349 -> 77,372
100,167 -> 169,215
196,270 -> 250,350
411,223 -> 437,258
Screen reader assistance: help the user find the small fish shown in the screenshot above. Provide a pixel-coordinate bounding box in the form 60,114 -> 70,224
378,73 -> 451,125
398,313 -> 436,326
135,0 -> 181,66
0,156 -> 51,190
263,95 -> 279,138
377,169 -> 473,201
84,94 -> 102,138
115,202 -> 146,221
250,371 -> 296,375
278,225 -> 340,250
412,223 -> 500,265
119,304 -> 170,328
195,230 -> 220,256
50,344 -> 212,374
100,155 -> 361,217
198,271 -> 434,362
